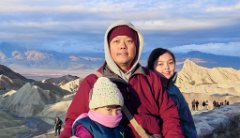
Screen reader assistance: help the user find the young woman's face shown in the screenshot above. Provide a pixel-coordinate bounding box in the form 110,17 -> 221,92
153,52 -> 175,79
94,106 -> 122,116
109,35 -> 136,71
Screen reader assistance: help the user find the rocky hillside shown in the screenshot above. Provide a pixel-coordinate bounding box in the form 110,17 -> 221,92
0,82 -> 70,117
0,64 -> 34,92
59,78 -> 81,92
43,74 -> 81,92
0,61 -> 240,137
43,75 -> 79,86
195,103 -> 240,138
176,59 -> 240,110
0,64 -> 33,82
0,75 -> 25,91
176,59 -> 240,96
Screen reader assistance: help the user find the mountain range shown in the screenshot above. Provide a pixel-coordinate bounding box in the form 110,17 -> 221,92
1,42 -> 240,80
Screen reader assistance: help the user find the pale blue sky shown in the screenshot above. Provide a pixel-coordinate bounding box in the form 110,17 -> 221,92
0,0 -> 240,57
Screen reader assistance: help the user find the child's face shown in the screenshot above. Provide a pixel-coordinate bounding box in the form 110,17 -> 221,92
93,106 -> 122,116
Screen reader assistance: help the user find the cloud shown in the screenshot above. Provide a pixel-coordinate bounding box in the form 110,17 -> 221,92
170,42 -> 240,57
24,50 -> 47,61
79,56 -> 102,62
0,1 -> 239,31
69,56 -> 79,62
138,19 -> 227,31
0,51 -> 7,60
12,50 -> 23,59
206,2 -> 240,12
0,0 -> 239,54
0,1 -> 137,13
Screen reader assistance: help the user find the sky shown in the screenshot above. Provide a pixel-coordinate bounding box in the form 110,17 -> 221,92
0,0 -> 240,57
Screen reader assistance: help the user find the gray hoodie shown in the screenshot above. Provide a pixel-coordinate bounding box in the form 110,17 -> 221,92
104,20 -> 144,82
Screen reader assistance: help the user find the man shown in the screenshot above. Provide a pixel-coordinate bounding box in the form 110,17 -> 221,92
196,100 -> 199,111
55,116 -> 63,136
59,20 -> 184,138
192,99 -> 196,111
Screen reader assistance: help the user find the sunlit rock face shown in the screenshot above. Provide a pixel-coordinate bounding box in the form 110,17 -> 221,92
176,59 -> 240,96
176,59 -> 240,111
0,82 -> 70,117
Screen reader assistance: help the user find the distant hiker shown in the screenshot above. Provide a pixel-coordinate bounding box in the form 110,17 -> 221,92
192,99 -> 196,111
205,100 -> 208,110
54,116 -> 63,136
147,48 -> 197,138
224,100 -> 230,105
213,100 -> 217,108
202,101 -> 206,110
216,101 -> 221,107
72,77 -> 124,138
195,100 -> 199,111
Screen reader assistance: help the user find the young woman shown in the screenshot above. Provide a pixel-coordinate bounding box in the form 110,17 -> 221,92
147,48 -> 197,138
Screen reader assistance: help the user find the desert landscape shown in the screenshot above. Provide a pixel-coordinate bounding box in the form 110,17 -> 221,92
0,59 -> 240,138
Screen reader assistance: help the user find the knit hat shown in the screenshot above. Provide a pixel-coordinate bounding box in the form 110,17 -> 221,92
108,25 -> 139,47
89,77 -> 124,109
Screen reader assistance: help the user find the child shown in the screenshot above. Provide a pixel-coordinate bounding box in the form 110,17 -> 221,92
72,77 -> 124,138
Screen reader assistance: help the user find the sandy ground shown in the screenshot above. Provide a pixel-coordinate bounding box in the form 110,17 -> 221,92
33,131 -> 56,138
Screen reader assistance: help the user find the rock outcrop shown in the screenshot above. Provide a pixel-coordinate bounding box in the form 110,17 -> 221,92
0,82 -> 70,117
0,64 -> 34,92
176,59 -> 240,96
59,78 -> 81,92
0,64 -> 33,82
43,74 -> 79,86
194,103 -> 240,138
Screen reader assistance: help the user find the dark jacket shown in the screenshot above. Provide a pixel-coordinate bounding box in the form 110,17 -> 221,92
72,117 -> 124,138
55,117 -> 63,129
162,73 -> 197,138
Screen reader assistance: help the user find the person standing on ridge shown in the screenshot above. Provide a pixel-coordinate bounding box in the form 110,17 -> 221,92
55,116 -> 63,136
195,100 -> 199,111
192,99 -> 196,111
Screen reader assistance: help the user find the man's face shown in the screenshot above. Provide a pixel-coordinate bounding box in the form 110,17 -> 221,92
109,35 -> 136,69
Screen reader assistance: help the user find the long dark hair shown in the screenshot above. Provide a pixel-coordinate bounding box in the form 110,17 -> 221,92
147,48 -> 176,70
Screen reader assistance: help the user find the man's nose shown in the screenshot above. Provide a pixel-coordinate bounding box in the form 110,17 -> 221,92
120,41 -> 127,49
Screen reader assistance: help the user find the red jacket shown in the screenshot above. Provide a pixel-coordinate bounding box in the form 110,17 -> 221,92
60,65 -> 184,138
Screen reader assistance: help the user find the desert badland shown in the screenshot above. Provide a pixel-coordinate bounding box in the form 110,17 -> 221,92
0,59 -> 240,138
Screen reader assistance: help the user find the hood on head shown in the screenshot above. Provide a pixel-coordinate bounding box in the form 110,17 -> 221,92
104,20 -> 144,81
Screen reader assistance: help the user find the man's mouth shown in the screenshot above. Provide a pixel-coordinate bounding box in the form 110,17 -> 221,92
117,52 -> 128,56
